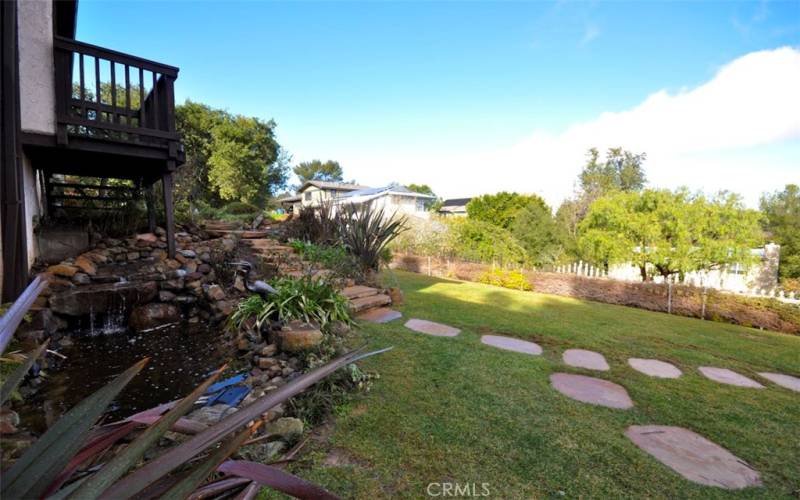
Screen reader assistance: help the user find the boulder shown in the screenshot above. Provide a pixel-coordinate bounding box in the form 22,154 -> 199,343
206,284 -> 225,301
129,303 -> 181,332
50,281 -> 157,316
388,287 -> 404,305
47,264 -> 79,277
136,232 -> 158,243
74,256 -> 97,275
126,252 -> 141,261
266,417 -> 303,441
275,321 -> 323,353
159,290 -> 177,302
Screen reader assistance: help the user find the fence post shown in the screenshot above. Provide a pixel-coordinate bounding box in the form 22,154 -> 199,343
427,255 -> 432,276
667,280 -> 673,314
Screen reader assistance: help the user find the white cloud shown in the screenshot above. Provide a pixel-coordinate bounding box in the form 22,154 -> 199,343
339,47 -> 800,208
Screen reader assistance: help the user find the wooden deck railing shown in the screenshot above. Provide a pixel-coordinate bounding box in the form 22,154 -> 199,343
53,36 -> 179,154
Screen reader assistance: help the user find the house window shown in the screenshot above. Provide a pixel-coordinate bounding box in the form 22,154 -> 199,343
416,199 -> 425,211
304,192 -> 311,201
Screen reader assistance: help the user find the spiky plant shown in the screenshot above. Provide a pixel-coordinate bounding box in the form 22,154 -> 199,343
337,204 -> 407,272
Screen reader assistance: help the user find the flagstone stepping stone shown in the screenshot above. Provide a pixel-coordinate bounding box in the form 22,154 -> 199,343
550,373 -> 633,409
480,335 -> 542,355
758,372 -> 800,393
562,349 -> 609,371
625,425 -> 761,489
404,319 -> 460,337
628,358 -> 682,379
356,307 -> 402,324
698,367 -> 764,389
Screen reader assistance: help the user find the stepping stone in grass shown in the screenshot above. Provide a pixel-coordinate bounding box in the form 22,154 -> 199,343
562,349 -> 610,371
698,367 -> 764,389
625,425 -> 761,489
480,335 -> 542,355
758,372 -> 800,393
404,319 -> 460,337
550,373 -> 633,409
356,307 -> 402,324
628,358 -> 682,379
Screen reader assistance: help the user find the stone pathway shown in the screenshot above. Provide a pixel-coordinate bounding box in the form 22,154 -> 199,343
404,318 -> 460,337
550,373 -> 633,409
562,349 -> 610,371
356,307 -> 402,324
758,372 -> 800,393
625,425 -> 761,489
628,358 -> 682,379
480,335 -> 542,355
698,367 -> 765,389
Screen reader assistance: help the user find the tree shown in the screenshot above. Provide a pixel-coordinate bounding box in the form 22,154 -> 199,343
175,100 -> 228,205
207,115 -> 287,205
446,218 -> 528,266
511,202 -> 561,267
578,189 -> 763,281
293,160 -> 343,183
405,184 -> 435,196
760,184 -> 800,280
557,147 -> 647,261
466,192 -> 548,230
580,147 -> 647,196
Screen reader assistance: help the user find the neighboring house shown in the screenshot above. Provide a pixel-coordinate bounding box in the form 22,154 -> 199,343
297,181 -> 368,211
1,0 -> 183,300
438,198 -> 471,216
278,195 -> 301,214
604,243 -> 781,293
335,185 -> 435,218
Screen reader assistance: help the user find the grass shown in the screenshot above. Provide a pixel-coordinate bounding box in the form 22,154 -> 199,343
283,271 -> 800,499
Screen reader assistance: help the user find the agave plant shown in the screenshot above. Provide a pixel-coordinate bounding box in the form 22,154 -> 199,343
337,204 -> 407,272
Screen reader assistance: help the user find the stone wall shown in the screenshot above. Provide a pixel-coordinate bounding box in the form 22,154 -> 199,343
26,227 -> 240,340
391,254 -> 800,335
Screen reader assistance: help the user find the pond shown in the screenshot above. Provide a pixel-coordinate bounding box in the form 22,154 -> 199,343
17,324 -> 235,434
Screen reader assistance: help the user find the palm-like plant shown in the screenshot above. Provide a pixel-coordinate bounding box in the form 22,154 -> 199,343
336,204 -> 407,272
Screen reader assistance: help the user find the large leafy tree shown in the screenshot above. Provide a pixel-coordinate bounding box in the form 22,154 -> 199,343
511,202 -> 561,267
207,116 -> 288,205
175,100 -> 227,204
466,192 -> 548,230
557,147 -> 647,260
293,160 -> 343,183
446,218 -> 528,266
760,184 -> 800,280
405,184 -> 435,196
579,189 -> 763,280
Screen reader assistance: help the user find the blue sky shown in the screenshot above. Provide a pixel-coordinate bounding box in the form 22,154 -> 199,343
77,1 -> 800,206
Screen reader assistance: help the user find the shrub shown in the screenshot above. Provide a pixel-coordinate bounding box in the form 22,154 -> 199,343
286,202 -> 339,244
289,240 -> 364,282
447,218 -> 528,266
222,201 -> 259,214
229,276 -> 353,333
337,204 -> 407,272
478,268 -> 533,291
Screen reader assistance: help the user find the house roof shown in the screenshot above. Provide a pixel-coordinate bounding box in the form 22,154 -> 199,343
441,197 -> 472,207
278,195 -> 301,203
337,185 -> 435,201
297,180 -> 368,193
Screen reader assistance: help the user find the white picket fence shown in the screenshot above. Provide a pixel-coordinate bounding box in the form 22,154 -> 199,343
551,261 -> 799,305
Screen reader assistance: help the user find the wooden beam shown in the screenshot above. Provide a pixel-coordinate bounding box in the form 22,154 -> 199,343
145,183 -> 156,233
162,172 -> 176,258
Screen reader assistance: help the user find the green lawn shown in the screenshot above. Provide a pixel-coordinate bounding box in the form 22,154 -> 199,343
293,271 -> 800,499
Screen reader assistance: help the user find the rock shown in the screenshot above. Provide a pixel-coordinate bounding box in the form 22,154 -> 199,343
129,303 -> 181,332
165,259 -> 181,270
266,417 -> 303,441
275,321 -> 323,353
215,300 -> 235,315
71,272 -> 92,285
198,263 -> 212,274
199,253 -> 211,263
178,249 -> 197,258
160,278 -> 184,291
0,409 -> 20,434
174,295 -> 197,304
74,256 -> 97,275
388,287 -> 404,305
238,337 -> 251,351
330,320 -> 351,336
233,275 -> 246,292
183,260 -> 198,273
127,252 -> 141,261
222,238 -> 236,252
50,281 -> 157,316
151,249 -> 167,261
261,344 -> 277,357
206,284 -> 225,301
48,264 -> 79,277
258,357 -> 277,369
136,232 -> 158,243
155,226 -> 166,236
261,403 -> 285,422
159,290 -> 176,302
188,404 -> 233,425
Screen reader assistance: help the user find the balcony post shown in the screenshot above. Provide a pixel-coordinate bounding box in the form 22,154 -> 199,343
162,171 -> 176,258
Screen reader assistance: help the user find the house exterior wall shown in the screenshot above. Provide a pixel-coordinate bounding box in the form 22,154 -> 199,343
22,154 -> 41,268
299,186 -> 339,207
17,0 -> 56,135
